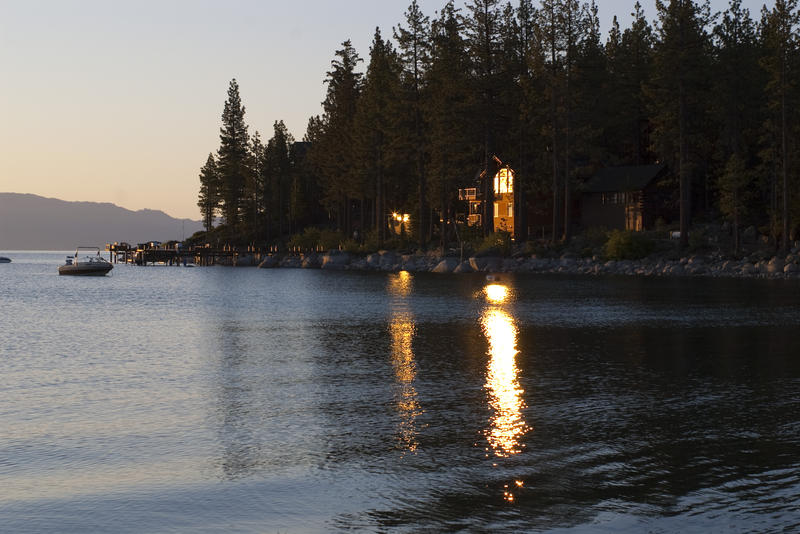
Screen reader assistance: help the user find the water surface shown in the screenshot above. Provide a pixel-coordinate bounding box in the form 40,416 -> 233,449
1,252 -> 798,532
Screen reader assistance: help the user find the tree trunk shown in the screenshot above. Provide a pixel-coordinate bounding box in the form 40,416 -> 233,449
782,52 -> 789,254
679,76 -> 690,249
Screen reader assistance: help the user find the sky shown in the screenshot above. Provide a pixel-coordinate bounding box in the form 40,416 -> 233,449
0,0 -> 769,220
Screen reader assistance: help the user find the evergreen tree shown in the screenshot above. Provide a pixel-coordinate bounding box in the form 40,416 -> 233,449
263,120 -> 293,242
394,0 -> 431,246
217,79 -> 250,231
648,0 -> 713,248
310,41 -> 363,233
760,0 -> 799,252
197,153 -> 220,233
718,153 -> 752,253
712,0 -> 762,251
246,131 -> 265,239
607,2 -> 654,165
353,28 -> 404,244
426,1 -> 476,248
466,0 -> 503,235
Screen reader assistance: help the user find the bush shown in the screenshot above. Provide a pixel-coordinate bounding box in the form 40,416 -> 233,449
288,227 -> 346,252
604,230 -> 655,260
476,231 -> 512,256
319,229 -> 344,251
288,227 -> 321,251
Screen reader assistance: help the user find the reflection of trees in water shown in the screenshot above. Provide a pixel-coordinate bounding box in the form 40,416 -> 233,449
213,321 -> 263,480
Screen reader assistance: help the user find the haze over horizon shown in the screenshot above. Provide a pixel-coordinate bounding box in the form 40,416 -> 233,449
1,0 -> 766,220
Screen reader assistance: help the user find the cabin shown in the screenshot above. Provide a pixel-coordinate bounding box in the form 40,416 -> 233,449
459,157 -> 516,238
580,164 -> 670,232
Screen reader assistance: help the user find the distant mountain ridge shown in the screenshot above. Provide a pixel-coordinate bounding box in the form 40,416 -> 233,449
0,193 -> 203,250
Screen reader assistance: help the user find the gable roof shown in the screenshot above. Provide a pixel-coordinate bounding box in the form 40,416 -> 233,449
583,164 -> 667,193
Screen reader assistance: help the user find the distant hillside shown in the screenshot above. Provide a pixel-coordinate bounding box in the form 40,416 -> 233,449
0,193 -> 203,250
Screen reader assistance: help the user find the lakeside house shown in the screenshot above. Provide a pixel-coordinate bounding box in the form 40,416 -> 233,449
579,164 -> 671,232
459,156 -> 516,238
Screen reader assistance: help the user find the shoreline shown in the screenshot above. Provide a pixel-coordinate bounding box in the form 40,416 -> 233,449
254,249 -> 800,280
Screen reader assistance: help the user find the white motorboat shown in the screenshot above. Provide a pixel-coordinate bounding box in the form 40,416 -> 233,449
58,247 -> 113,276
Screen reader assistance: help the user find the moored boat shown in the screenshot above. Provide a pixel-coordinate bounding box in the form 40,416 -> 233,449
58,247 -> 113,276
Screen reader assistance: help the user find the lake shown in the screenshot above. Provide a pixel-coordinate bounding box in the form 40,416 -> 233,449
1,251 -> 798,533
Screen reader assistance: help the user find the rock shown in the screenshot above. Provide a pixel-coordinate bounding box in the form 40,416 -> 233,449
784,263 -> 800,274
301,253 -> 320,268
741,263 -> 756,275
432,258 -> 459,273
321,252 -> 350,270
379,250 -> 398,270
258,255 -> 279,268
366,253 -> 381,269
281,256 -> 302,268
767,258 -> 784,274
453,261 -> 474,273
502,258 -> 518,272
469,256 -> 501,272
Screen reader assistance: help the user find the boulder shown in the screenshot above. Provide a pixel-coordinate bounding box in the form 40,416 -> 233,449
453,261 -> 474,273
432,258 -> 459,273
366,253 -> 382,269
740,263 -> 756,275
784,262 -> 799,274
258,255 -> 279,268
379,250 -> 398,270
766,258 -> 785,274
301,253 -> 321,269
281,256 -> 302,268
469,256 -> 502,272
321,252 -> 351,270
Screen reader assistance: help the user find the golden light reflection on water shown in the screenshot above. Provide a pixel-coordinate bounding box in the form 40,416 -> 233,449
481,283 -> 529,458
485,283 -> 508,304
388,271 -> 421,452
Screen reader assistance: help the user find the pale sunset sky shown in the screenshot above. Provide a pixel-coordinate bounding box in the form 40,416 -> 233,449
1,0 -> 768,220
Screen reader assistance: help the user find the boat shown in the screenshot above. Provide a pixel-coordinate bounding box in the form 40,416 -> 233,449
0,256 -> 10,263
58,247 -> 113,276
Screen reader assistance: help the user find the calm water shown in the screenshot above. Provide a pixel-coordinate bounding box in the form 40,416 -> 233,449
1,251 -> 799,533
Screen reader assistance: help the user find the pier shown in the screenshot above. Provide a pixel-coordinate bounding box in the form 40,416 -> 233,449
105,242 -> 276,266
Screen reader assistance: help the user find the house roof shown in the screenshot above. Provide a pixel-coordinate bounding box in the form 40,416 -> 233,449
583,164 -> 666,193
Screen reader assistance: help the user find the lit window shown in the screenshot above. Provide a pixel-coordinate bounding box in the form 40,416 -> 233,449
494,202 -> 499,218
507,204 -> 513,217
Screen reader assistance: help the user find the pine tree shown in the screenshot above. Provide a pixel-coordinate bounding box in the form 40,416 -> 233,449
217,79 -> 250,231
648,0 -> 713,248
263,121 -> 293,242
466,0 -> 503,236
352,28 -> 403,243
712,0 -> 762,252
394,0 -> 431,247
310,41 -> 363,234
718,153 -> 752,254
607,2 -> 654,165
197,153 -> 220,233
760,0 -> 799,253
426,1 -> 477,248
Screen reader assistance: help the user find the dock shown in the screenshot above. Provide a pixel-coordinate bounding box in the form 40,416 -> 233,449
105,242 -> 276,267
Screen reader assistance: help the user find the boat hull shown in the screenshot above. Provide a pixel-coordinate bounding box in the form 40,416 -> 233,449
58,264 -> 113,276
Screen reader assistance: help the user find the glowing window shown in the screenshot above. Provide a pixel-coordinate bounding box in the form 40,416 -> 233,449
494,202 -> 499,218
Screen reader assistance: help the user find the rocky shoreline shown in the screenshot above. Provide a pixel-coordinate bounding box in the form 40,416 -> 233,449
254,247 -> 800,280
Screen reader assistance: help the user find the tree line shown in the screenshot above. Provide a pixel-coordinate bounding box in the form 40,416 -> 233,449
197,0 -> 800,254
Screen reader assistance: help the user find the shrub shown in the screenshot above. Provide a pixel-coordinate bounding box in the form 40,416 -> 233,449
604,230 -> 655,260
476,231 -> 512,256
319,229 -> 343,251
288,227 -> 321,250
